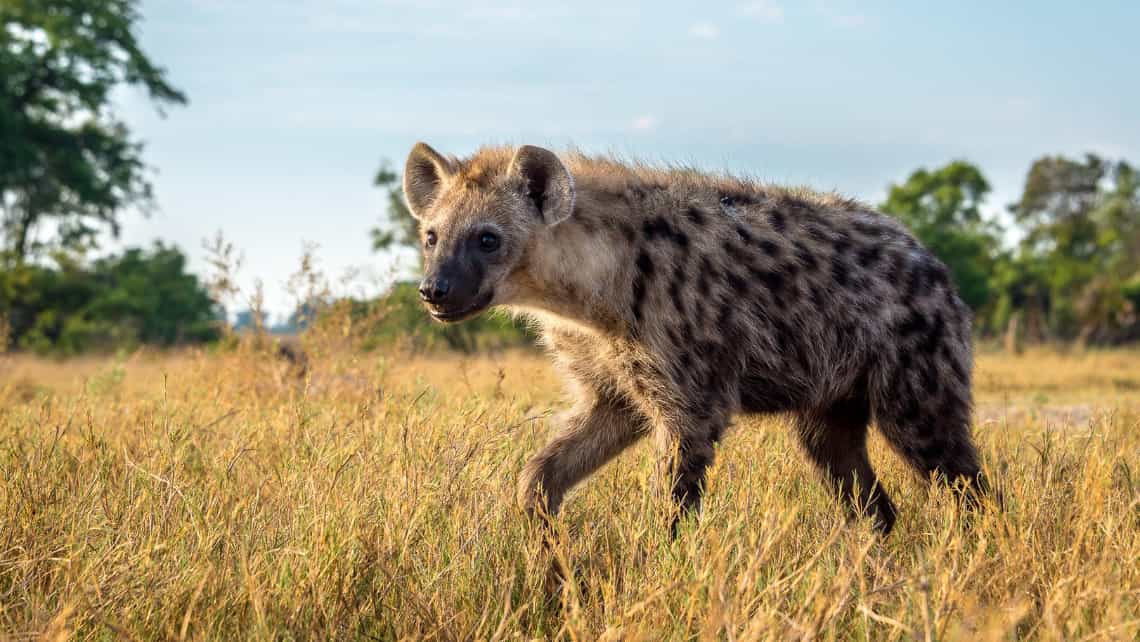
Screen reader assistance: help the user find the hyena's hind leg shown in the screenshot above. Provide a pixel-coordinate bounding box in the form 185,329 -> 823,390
793,394 -> 899,534
873,362 -> 991,510
517,393 -> 648,519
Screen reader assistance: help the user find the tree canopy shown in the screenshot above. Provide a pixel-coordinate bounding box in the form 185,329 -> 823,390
0,243 -> 220,352
1008,155 -> 1140,343
880,161 -> 1001,311
0,0 -> 185,262
370,161 -> 419,269
882,155 -> 1139,345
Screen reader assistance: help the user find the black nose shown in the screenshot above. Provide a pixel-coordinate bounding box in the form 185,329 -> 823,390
419,276 -> 451,304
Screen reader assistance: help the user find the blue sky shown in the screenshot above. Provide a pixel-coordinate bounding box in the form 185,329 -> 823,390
114,0 -> 1140,317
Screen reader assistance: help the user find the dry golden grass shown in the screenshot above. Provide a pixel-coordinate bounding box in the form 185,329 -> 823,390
1,345 -> 1138,640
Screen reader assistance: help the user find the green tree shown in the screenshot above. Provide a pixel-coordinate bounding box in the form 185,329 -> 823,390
1090,162 -> 1140,281
880,161 -> 1002,312
1012,155 -> 1104,257
988,252 -> 1052,346
1007,154 -> 1139,341
0,242 -> 219,352
370,160 -> 420,268
0,0 -> 185,262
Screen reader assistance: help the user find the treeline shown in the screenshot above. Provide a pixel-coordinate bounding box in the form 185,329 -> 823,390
4,152 -> 1134,355
0,244 -> 219,353
368,152 -> 1140,351
297,282 -> 534,354
882,155 -> 1139,346
2,151 -> 1137,355
2,3 -> 1136,354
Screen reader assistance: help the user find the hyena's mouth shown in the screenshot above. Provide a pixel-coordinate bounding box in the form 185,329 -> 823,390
428,289 -> 494,323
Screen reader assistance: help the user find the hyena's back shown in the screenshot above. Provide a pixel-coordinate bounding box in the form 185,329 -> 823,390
701,189 -> 978,479
559,166 -> 985,530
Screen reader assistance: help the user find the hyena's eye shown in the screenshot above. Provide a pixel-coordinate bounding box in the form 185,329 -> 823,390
479,231 -> 501,253
424,231 -> 437,248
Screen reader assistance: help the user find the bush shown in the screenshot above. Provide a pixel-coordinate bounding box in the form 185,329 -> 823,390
0,244 -> 221,354
302,281 -> 537,354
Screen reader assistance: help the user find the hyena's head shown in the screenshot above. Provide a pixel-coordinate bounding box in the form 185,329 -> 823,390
402,142 -> 574,322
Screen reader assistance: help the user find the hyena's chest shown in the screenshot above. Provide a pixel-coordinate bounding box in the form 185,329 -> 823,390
550,330 -> 683,403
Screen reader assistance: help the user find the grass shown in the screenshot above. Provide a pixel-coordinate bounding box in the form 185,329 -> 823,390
1,344 -> 1138,640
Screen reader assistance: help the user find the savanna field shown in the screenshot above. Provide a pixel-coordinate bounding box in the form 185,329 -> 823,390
1,343 -> 1138,640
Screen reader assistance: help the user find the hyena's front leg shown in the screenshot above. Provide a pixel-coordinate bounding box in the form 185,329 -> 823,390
655,409 -> 731,531
517,394 -> 648,518
629,361 -> 738,534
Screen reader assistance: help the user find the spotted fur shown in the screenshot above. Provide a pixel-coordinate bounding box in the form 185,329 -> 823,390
404,143 -> 991,535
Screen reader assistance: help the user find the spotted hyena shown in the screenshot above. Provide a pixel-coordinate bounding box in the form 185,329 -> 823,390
403,142 -> 990,535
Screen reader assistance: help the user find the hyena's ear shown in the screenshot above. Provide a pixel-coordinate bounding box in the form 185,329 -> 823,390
403,142 -> 453,220
508,145 -> 575,226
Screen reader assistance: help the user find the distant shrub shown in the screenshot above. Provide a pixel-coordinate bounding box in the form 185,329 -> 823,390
0,244 -> 221,354
303,281 -> 537,354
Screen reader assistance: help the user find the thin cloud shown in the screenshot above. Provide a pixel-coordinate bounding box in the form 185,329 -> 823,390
631,114 -> 660,132
688,22 -> 720,39
738,1 -> 784,24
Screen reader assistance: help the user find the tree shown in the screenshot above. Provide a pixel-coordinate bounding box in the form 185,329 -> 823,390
0,0 -> 185,263
1009,155 -> 1104,311
1006,154 -> 1139,342
1012,155 -> 1104,257
0,242 -> 220,352
370,160 -> 420,269
880,161 -> 1002,312
1090,162 -> 1140,281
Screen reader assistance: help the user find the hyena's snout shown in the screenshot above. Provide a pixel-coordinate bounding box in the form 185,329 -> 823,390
418,273 -> 452,305
419,260 -> 494,323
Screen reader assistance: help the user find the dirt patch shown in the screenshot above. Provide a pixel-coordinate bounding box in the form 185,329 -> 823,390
974,402 -> 1120,428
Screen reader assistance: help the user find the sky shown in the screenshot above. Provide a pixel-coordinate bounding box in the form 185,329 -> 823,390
112,0 -> 1140,318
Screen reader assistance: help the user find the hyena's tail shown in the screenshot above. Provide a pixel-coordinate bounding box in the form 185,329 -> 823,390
868,309 -> 993,508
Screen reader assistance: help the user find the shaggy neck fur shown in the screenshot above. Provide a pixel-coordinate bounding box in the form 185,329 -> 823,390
506,193 -> 635,336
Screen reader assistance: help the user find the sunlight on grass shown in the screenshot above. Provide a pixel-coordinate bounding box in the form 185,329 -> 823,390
1,346 -> 1138,639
